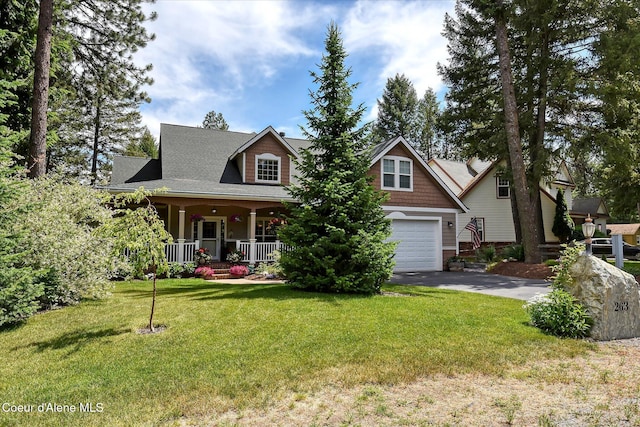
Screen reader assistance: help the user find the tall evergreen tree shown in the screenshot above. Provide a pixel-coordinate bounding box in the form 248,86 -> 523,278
27,0 -> 53,178
25,0 -> 155,179
590,0 -> 640,220
124,127 -> 158,159
416,88 -> 442,159
439,0 -> 596,262
375,73 -> 418,144
279,22 -> 395,294
202,110 -> 229,130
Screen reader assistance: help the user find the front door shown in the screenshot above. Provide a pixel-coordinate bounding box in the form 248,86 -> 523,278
195,219 -> 222,261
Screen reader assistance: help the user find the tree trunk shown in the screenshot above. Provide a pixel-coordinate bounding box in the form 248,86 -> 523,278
28,0 -> 53,179
90,98 -> 101,186
494,1 -> 541,263
149,263 -> 157,332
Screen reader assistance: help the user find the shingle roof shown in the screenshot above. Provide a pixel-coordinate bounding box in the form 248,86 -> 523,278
107,123 -> 310,201
572,197 -> 609,218
607,224 -> 640,235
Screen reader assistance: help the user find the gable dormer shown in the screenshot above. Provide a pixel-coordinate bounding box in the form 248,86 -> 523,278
228,126 -> 298,185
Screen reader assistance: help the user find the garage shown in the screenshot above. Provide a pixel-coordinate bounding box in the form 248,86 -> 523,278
390,217 -> 441,272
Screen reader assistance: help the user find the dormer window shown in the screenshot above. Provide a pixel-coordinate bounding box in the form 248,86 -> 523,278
382,156 -> 412,191
256,153 -> 281,184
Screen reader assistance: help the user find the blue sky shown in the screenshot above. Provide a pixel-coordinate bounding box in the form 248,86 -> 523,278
135,0 -> 456,140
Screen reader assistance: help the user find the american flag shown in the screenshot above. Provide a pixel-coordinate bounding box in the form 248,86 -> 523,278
465,217 -> 481,250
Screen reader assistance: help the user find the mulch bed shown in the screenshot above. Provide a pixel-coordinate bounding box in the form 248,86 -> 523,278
488,261 -> 552,280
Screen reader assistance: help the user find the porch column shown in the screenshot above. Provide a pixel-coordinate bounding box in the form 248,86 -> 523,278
178,207 -> 186,263
249,209 -> 257,265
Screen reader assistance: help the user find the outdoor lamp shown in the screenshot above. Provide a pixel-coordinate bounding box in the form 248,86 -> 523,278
582,214 -> 596,255
211,208 -> 217,214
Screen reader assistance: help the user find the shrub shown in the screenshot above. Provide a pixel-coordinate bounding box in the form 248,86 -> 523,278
501,244 -> 524,262
0,267 -> 43,327
524,243 -> 592,338
255,251 -> 285,278
19,176 -> 115,307
523,289 -> 592,338
229,265 -> 249,276
478,245 -> 496,262
168,263 -> 186,278
194,266 -> 215,278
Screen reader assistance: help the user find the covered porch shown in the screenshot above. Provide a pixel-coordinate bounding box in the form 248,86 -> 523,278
151,196 -> 288,265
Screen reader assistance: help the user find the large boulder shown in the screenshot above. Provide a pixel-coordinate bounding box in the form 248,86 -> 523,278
567,254 -> 640,341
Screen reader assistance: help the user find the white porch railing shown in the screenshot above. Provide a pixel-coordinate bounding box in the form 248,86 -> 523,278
237,240 -> 283,264
164,240 -> 199,264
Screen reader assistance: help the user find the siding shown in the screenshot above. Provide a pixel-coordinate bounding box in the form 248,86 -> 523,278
243,134 -> 292,185
458,166 -> 516,243
370,145 -> 458,209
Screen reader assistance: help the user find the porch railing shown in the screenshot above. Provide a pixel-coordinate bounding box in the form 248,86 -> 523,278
164,240 -> 199,264
163,239 -> 285,264
237,240 -> 283,264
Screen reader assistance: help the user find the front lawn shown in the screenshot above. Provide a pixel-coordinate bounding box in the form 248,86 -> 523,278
0,279 -> 593,426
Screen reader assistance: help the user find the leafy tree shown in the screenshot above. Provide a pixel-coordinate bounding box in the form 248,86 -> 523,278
201,110 -> 229,130
552,189 -> 574,243
375,73 -> 418,144
279,23 -> 395,295
103,188 -> 172,332
124,127 -> 159,159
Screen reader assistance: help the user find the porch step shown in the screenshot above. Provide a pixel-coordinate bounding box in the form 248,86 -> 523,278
209,274 -> 233,280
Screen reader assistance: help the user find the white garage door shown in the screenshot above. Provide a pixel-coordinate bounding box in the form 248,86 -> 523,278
391,219 -> 440,272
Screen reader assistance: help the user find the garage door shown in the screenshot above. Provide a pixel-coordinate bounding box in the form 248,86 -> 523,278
390,219 -> 440,272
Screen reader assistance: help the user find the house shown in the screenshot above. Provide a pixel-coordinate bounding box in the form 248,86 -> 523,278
606,224 -> 640,245
428,157 -> 576,252
571,197 -> 610,235
107,124 -> 468,271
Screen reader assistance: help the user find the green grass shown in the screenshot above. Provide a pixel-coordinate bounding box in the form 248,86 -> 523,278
0,279 -> 594,426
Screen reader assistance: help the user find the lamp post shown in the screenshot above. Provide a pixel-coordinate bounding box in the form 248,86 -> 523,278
582,213 -> 596,255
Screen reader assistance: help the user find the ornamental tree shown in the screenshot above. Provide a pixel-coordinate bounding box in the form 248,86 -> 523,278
279,22 -> 395,295
102,188 -> 171,332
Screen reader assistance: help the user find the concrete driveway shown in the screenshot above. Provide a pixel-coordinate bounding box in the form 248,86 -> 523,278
389,270 -> 551,301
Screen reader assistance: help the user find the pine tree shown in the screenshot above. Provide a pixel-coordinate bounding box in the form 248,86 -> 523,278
124,127 -> 158,159
438,0 -> 596,262
279,22 -> 395,294
202,110 -> 229,130
375,73 -> 418,144
415,88 -> 441,159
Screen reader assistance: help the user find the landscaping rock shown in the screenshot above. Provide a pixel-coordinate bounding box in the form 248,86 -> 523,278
568,254 -> 640,341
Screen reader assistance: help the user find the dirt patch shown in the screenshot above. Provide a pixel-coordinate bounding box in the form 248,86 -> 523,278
489,261 -> 553,280
191,341 -> 640,426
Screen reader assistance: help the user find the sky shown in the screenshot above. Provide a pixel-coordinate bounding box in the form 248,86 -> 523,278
135,0 -> 456,140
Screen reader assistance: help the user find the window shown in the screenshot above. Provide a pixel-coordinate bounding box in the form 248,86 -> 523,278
476,218 -> 485,241
255,218 -> 277,242
496,177 -> 510,198
382,156 -> 412,191
256,154 -> 281,183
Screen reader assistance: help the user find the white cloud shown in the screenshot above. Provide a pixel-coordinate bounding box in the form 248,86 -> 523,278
134,0 -> 455,139
342,0 -> 454,100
